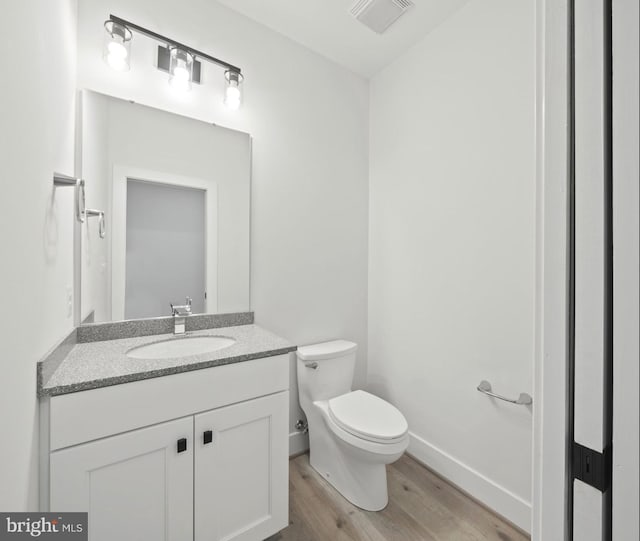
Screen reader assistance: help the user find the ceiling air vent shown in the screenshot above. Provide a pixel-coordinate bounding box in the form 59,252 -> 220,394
350,0 -> 414,34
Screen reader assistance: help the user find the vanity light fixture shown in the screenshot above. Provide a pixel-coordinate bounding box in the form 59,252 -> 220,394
103,15 -> 244,107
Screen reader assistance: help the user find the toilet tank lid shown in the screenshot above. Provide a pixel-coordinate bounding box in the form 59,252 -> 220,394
296,340 -> 357,361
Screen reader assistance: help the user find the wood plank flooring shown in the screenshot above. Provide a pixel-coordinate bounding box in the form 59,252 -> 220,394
269,453 -> 529,541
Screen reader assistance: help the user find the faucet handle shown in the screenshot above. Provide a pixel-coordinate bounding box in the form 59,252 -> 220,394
170,300 -> 191,317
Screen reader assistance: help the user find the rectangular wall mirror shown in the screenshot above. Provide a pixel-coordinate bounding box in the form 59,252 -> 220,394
80,90 -> 251,324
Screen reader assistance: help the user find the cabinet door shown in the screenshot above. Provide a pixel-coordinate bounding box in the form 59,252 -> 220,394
50,417 -> 193,541
194,392 -> 289,541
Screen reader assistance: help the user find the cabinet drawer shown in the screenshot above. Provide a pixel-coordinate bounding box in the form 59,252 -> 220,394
49,354 -> 289,450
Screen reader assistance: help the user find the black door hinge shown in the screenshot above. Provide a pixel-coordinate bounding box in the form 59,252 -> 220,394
572,442 -> 611,492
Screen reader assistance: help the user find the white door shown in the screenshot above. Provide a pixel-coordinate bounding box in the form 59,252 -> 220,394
572,0 -> 640,538
573,0 -> 613,538
194,392 -> 289,541
50,417 -> 193,541
573,0 -> 610,538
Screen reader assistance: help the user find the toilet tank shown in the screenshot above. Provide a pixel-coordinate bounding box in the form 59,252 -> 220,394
297,340 -> 357,406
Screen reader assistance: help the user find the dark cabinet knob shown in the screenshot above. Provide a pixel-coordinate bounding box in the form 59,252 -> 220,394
177,438 -> 187,453
203,430 -> 213,445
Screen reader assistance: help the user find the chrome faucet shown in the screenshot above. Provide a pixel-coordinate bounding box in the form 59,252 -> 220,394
170,297 -> 192,334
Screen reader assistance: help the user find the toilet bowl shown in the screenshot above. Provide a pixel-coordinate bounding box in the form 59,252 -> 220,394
297,340 -> 409,511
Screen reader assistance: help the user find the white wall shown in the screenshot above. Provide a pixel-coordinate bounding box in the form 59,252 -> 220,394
77,0 -> 370,453
0,0 -> 77,510
368,0 -> 535,531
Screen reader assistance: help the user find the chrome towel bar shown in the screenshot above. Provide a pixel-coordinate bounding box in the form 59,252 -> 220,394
477,380 -> 532,406
53,172 -> 80,186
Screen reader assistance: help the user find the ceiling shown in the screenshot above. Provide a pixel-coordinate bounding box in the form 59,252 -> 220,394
215,0 -> 471,78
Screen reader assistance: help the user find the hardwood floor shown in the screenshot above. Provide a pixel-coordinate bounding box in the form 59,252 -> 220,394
269,453 -> 529,541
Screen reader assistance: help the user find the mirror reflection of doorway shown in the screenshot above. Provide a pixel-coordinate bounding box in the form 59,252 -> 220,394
125,179 -> 206,320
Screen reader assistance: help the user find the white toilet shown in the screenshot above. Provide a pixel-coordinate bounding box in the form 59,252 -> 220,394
296,340 -> 409,511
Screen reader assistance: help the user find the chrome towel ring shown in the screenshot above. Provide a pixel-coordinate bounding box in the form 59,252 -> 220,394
85,209 -> 106,239
53,173 -> 86,223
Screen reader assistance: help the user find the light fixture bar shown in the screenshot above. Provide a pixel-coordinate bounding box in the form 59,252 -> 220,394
109,15 -> 242,75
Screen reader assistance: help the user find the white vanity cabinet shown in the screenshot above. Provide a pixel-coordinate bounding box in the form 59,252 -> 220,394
41,354 -> 290,541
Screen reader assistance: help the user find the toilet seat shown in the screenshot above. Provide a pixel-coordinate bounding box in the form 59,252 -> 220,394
314,400 -> 409,456
328,390 -> 408,444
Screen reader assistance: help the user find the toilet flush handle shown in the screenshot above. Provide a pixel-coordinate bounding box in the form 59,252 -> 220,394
305,362 -> 319,370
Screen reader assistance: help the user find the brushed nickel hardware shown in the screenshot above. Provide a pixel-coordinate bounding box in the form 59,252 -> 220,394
476,380 -> 532,406
53,173 -> 86,223
85,209 -> 106,239
170,297 -> 193,334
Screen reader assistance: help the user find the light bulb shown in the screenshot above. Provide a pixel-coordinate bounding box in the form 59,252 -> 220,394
170,76 -> 191,92
108,40 -> 128,60
173,65 -> 190,81
225,86 -> 241,110
107,53 -> 128,71
103,20 -> 132,72
169,48 -> 194,92
224,70 -> 244,110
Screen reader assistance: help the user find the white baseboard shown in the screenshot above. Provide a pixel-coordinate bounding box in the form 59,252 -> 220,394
407,431 -> 532,533
289,431 -> 309,457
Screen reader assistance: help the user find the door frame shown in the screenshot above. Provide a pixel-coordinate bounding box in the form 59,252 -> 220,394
533,0 -> 572,538
111,165 -> 218,321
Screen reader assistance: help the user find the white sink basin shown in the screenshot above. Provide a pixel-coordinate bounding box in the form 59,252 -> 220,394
127,336 -> 236,360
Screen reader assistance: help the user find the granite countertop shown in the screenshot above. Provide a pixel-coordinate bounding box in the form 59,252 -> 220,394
38,324 -> 296,397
